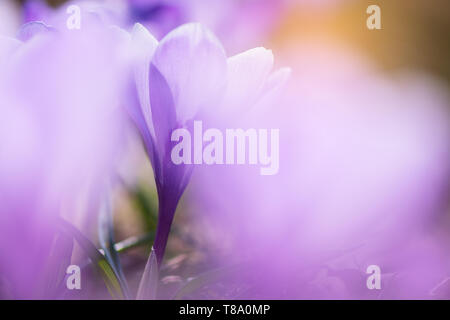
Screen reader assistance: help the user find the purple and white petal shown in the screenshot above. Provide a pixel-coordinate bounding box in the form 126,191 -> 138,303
152,23 -> 227,122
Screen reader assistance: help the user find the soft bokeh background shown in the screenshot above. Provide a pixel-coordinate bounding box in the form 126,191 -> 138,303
2,0 -> 450,299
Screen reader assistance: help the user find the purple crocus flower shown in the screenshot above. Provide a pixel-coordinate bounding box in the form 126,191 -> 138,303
126,22 -> 288,266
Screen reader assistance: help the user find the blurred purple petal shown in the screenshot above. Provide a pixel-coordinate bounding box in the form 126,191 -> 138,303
23,0 -> 51,23
17,21 -> 55,42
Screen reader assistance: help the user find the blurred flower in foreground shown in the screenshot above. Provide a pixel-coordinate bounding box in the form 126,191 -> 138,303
192,44 -> 450,299
125,22 -> 288,266
0,21 -> 127,298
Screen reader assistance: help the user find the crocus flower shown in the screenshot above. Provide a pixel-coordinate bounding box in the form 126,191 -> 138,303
127,22 -> 288,266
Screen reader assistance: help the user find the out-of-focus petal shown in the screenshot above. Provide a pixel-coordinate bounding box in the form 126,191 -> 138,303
0,1 -> 20,37
16,21 -> 55,42
23,0 -> 51,23
0,36 -> 21,67
151,22 -> 227,121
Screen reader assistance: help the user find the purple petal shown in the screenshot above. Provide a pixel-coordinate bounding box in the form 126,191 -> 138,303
151,23 -> 227,122
131,23 -> 158,141
23,0 -> 51,23
148,62 -> 177,177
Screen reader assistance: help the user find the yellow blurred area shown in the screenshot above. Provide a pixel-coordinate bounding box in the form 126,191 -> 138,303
271,0 -> 450,83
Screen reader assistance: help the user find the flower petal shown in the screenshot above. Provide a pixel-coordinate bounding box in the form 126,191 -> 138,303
148,63 -> 177,174
23,0 -> 51,23
254,67 -> 291,112
221,47 -> 274,115
16,21 -> 55,42
0,36 -> 21,65
131,23 -> 159,140
263,67 -> 291,94
151,23 -> 227,122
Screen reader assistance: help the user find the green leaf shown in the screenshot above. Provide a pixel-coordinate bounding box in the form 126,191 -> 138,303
136,247 -> 158,300
98,191 -> 131,299
58,218 -> 124,300
130,184 -> 158,233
